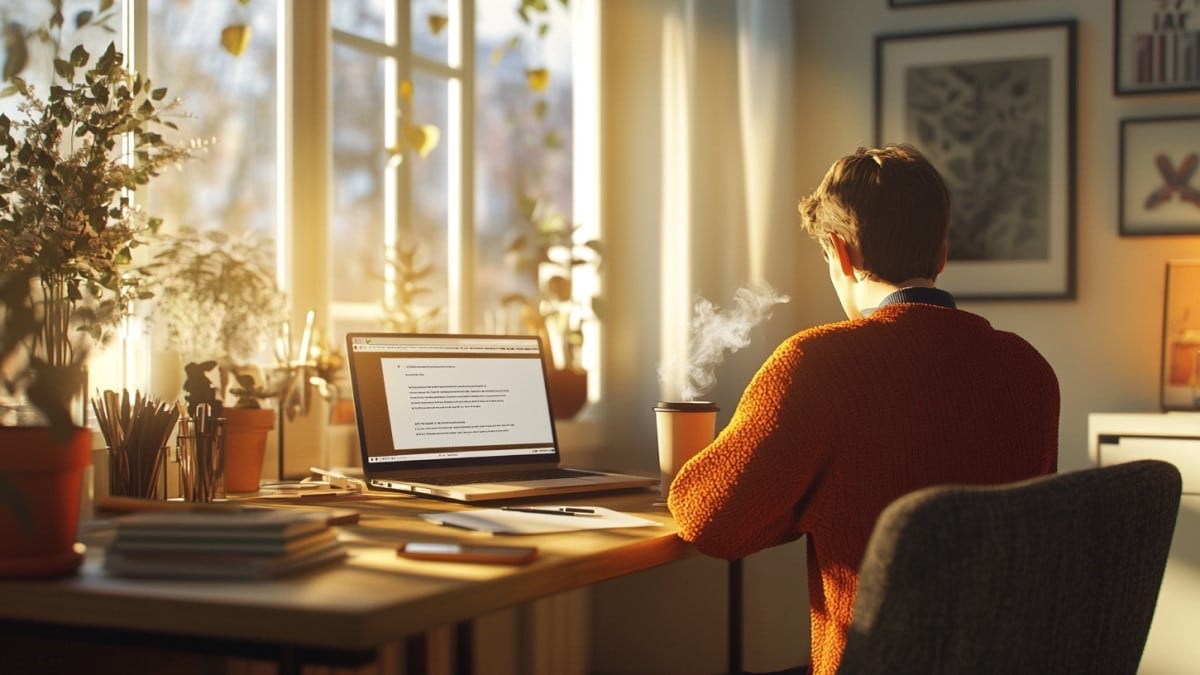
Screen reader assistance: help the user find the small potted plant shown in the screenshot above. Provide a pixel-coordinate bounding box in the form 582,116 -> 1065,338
0,3 -> 197,576
504,200 -> 603,419
145,226 -> 287,492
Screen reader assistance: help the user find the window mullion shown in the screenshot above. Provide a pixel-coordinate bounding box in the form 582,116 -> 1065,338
448,0 -> 474,332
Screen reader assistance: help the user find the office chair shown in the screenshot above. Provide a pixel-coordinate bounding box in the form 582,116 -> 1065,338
838,459 -> 1181,675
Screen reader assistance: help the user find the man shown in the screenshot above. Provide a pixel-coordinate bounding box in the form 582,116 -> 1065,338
667,144 -> 1059,675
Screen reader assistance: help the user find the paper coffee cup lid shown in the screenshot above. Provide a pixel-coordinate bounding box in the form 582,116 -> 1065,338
654,401 -> 719,412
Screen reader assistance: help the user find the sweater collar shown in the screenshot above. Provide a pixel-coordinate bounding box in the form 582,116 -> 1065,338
862,287 -> 957,316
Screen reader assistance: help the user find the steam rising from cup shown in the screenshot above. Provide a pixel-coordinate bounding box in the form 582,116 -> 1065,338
659,283 -> 790,401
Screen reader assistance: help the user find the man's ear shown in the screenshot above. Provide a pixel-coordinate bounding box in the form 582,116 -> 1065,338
829,234 -> 857,278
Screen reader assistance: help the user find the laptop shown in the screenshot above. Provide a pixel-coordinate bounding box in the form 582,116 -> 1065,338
345,332 -> 657,502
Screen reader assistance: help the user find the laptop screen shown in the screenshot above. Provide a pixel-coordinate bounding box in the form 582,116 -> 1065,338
346,333 -> 561,470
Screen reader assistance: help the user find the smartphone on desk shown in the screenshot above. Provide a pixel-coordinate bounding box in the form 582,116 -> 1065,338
398,541 -> 539,565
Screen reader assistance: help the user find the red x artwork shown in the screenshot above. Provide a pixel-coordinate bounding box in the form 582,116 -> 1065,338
1145,153 -> 1200,209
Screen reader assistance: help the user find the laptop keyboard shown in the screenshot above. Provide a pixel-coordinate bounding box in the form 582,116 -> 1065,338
418,467 -> 600,486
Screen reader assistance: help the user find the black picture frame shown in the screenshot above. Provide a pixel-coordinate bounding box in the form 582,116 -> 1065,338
875,21 -> 1077,300
1115,0 -> 1200,95
1120,115 -> 1200,236
1161,260 -> 1200,410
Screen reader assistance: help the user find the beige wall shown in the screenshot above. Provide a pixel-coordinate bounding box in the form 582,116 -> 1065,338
590,1 -> 1200,673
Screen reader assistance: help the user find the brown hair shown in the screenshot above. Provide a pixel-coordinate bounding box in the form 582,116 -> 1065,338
798,144 -> 950,283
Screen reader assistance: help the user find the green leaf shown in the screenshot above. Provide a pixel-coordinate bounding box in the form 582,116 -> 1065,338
53,58 -> 73,80
2,23 -> 29,81
97,42 -> 118,72
75,10 -> 94,29
151,86 -> 167,101
70,43 -> 88,68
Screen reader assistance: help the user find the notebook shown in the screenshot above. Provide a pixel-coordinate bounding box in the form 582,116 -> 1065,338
345,332 -> 657,502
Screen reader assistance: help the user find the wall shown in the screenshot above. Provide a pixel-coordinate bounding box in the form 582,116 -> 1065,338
791,0 -> 1200,471
590,1 -> 1200,673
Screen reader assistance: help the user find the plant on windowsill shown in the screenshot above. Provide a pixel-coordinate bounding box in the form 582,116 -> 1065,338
144,226 -> 287,493
503,199 -> 603,420
0,3 -> 199,577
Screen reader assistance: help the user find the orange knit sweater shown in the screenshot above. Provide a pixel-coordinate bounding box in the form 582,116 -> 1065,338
668,302 -> 1059,675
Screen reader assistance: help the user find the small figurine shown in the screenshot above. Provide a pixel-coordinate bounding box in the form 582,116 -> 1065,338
182,360 -> 223,418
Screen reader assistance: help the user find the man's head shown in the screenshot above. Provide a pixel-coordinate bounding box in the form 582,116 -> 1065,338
798,144 -> 950,285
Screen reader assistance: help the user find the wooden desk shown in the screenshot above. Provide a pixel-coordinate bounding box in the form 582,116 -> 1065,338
0,489 -> 691,672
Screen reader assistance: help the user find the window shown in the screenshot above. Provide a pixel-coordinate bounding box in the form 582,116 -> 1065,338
329,0 -> 580,347
1,0 -> 588,448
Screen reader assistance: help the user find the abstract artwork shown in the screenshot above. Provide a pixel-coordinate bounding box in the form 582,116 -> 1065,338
876,21 -> 1077,299
1116,0 -> 1200,94
1120,116 -> 1200,235
1161,260 -> 1200,410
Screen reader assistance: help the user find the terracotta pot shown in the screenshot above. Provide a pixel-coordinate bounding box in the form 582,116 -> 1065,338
547,368 -> 588,420
0,426 -> 91,578
222,407 -> 274,493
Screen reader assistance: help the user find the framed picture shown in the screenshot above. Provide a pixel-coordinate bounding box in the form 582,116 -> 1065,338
875,21 -> 1077,300
1120,116 -> 1200,235
1160,260 -> 1200,410
1115,0 -> 1200,95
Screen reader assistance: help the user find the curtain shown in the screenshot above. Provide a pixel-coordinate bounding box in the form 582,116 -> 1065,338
598,0 -> 800,472
591,3 -> 808,674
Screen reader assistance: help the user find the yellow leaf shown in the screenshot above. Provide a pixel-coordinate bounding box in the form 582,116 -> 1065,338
399,80 -> 413,101
427,14 -> 448,35
220,24 -> 251,57
526,68 -> 549,92
403,123 -> 441,158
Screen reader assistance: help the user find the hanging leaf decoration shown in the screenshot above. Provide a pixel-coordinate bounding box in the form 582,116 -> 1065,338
491,36 -> 520,65
427,14 -> 448,36
403,122 -> 441,158
526,67 -> 549,92
220,24 -> 251,57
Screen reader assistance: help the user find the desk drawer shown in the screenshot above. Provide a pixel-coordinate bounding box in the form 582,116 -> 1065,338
1097,436 -> 1200,495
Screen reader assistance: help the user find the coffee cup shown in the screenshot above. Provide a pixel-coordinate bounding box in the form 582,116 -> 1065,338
654,401 -> 719,497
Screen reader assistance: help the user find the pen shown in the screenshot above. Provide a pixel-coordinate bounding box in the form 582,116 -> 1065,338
501,506 -> 598,517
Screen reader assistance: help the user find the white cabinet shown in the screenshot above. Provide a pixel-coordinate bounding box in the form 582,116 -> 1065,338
1088,413 -> 1200,675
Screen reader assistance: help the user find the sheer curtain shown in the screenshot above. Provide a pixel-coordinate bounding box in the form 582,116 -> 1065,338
598,0 -> 801,474
591,2 -> 808,673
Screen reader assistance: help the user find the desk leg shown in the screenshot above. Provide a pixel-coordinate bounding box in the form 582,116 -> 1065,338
406,633 -> 428,674
278,648 -> 299,675
455,621 -> 473,675
729,558 -> 743,675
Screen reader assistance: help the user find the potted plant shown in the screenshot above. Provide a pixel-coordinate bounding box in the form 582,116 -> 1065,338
0,3 -> 197,576
146,226 -> 287,492
504,200 -> 603,419
0,268 -> 92,578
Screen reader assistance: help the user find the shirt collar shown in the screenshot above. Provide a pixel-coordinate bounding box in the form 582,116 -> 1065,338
862,287 -> 957,316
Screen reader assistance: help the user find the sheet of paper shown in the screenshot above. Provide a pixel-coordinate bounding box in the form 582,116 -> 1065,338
419,506 -> 662,534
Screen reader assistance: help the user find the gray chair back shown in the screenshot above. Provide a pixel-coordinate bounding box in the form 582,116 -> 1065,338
839,459 -> 1182,675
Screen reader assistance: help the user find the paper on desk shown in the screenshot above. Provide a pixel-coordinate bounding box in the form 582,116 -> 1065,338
420,506 -> 661,534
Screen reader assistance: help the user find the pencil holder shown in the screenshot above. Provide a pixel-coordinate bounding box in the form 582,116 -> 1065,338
177,415 -> 227,503
92,390 -> 179,501
107,443 -> 168,500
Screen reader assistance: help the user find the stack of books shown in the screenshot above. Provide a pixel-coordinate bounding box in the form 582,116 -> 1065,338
104,508 -> 346,579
